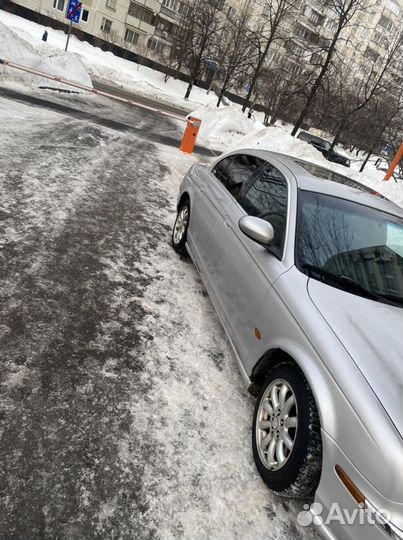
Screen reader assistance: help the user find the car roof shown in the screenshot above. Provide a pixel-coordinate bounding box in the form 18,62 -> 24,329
235,149 -> 403,218
298,131 -> 329,143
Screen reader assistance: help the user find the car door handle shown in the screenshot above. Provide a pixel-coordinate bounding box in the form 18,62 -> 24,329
224,216 -> 232,227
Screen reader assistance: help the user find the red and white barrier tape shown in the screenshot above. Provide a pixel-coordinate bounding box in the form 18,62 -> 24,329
0,58 -> 186,122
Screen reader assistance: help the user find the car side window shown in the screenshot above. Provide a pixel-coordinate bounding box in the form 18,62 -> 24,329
237,163 -> 288,257
212,154 -> 266,198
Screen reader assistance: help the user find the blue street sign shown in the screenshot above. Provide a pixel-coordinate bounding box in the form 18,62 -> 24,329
66,0 -> 82,23
204,58 -> 220,71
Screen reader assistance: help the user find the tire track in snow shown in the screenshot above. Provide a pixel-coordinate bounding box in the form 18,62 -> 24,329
0,97 -> 173,539
117,145 -> 319,540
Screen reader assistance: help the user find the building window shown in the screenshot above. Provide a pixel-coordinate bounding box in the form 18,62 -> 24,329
162,0 -> 179,10
147,37 -> 165,53
162,0 -> 189,15
81,8 -> 89,22
359,64 -> 371,77
294,23 -> 319,44
364,47 -> 379,63
53,0 -> 65,11
304,6 -> 324,26
155,16 -> 174,35
372,31 -> 388,49
124,28 -> 139,44
101,17 -> 112,32
378,15 -> 395,32
105,0 -> 116,9
324,17 -> 337,32
387,0 -> 400,16
128,2 -> 155,25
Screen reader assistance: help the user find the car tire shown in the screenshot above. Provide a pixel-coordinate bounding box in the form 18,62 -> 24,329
252,363 -> 322,498
172,199 -> 190,256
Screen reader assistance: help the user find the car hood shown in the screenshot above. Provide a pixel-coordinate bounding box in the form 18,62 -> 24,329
307,279 -> 403,437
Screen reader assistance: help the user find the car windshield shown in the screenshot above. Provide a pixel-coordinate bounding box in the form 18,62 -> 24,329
296,191 -> 403,307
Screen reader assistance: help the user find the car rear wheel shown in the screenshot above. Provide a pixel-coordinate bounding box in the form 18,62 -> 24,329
252,363 -> 322,498
172,199 -> 190,255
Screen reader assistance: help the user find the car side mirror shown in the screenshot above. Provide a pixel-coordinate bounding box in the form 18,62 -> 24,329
239,216 -> 275,246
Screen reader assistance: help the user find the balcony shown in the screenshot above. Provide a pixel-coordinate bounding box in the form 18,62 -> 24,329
160,4 -> 180,21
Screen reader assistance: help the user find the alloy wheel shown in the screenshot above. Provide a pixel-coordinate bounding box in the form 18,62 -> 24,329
173,206 -> 189,245
256,378 -> 298,471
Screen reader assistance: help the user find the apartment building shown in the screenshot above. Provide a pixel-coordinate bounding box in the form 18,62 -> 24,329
266,0 -> 403,88
4,0 -> 403,89
5,0 -> 188,59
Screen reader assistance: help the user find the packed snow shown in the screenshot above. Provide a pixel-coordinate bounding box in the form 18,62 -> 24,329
0,91 -> 318,540
191,104 -> 262,149
191,105 -> 403,208
0,20 -> 92,89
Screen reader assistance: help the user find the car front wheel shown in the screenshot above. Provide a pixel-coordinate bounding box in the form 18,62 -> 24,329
252,363 -> 322,498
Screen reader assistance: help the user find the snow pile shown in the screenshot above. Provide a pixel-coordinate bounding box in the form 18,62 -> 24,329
232,125 -> 403,207
0,9 -> 215,108
0,20 -> 92,89
189,106 -> 403,207
191,104 -> 262,149
234,126 -> 329,162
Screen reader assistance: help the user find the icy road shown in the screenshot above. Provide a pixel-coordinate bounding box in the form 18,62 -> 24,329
0,87 -> 318,540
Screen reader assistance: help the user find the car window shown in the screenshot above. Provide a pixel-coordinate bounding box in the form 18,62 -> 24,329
297,131 -> 310,142
296,191 -> 403,306
212,154 -> 266,197
237,163 -> 288,257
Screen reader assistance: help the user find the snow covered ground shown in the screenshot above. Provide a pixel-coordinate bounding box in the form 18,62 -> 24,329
0,19 -> 92,89
0,9 -> 219,110
0,89 -> 318,540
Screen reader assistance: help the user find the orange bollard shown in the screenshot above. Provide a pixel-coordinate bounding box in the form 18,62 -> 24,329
180,116 -> 202,154
384,142 -> 403,181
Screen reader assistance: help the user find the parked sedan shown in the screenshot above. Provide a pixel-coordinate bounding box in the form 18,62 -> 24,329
297,130 -> 351,167
172,150 -> 403,540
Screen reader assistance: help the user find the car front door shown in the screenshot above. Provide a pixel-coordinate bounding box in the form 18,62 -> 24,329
206,158 -> 293,366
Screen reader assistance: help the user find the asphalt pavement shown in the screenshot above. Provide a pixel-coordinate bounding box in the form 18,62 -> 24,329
0,88 -> 317,540
0,85 -> 220,158
92,79 -> 193,118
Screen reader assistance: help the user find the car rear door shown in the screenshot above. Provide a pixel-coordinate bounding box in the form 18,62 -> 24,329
188,154 -> 266,298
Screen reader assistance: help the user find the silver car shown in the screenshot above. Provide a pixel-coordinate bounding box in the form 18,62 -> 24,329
172,150 -> 403,540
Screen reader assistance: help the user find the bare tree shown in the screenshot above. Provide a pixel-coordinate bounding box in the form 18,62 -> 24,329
176,0 -> 226,100
167,3 -> 195,80
256,61 -> 307,124
241,0 -> 299,113
327,29 -> 403,151
291,0 -> 372,136
358,89 -> 403,172
215,1 -> 257,107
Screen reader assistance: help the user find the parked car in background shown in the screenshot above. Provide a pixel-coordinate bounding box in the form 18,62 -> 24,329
297,130 -> 351,167
172,149 -> 403,540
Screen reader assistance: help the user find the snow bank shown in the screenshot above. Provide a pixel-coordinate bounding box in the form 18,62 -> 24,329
189,106 -> 403,208
190,106 -> 403,206
0,20 -> 92,89
190,104 -> 262,149
234,126 -> 403,207
0,9 -> 216,108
